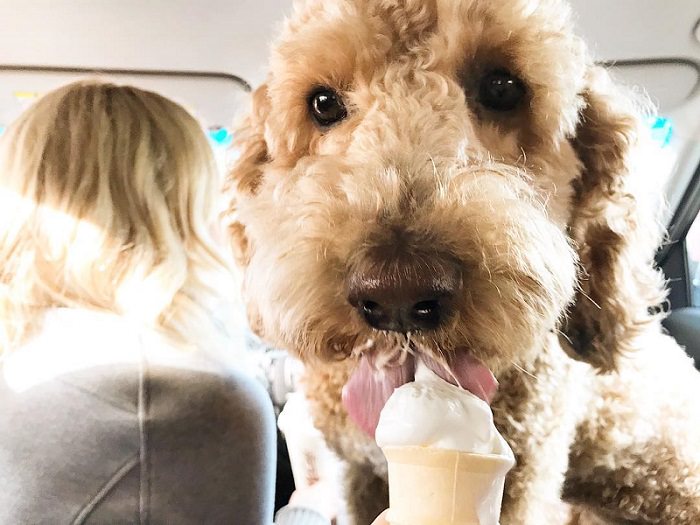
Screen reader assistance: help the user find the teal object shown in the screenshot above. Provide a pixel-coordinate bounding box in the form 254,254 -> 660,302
0,126 -> 5,136
209,127 -> 233,147
648,116 -> 673,148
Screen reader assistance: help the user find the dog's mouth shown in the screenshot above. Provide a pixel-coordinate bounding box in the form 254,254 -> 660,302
341,347 -> 497,438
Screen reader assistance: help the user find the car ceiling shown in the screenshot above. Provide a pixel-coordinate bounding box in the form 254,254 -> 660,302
0,0 -> 699,217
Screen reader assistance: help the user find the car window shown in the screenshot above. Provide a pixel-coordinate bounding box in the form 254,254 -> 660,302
687,212 -> 700,306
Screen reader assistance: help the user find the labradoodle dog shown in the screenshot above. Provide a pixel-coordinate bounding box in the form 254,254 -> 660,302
226,0 -> 700,522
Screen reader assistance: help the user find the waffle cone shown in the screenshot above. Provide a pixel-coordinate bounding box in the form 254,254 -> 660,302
382,446 -> 514,525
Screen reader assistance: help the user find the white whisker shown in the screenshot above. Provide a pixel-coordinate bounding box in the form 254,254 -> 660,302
579,290 -> 601,310
350,338 -> 375,357
555,328 -> 573,345
512,361 -> 537,380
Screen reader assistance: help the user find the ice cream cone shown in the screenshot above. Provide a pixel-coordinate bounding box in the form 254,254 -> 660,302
382,446 -> 515,525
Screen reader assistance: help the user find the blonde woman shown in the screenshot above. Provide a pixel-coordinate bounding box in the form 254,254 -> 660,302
0,81 -> 277,523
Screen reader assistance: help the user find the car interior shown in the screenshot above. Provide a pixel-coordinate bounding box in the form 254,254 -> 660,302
0,1 -> 698,523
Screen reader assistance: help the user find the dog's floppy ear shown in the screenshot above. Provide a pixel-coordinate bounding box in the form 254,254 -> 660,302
225,83 -> 271,265
224,83 -> 271,338
564,67 -> 666,372
228,82 -> 271,195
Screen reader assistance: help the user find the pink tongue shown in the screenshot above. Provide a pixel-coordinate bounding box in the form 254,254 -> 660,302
341,352 -> 498,439
422,353 -> 499,405
341,356 -> 415,438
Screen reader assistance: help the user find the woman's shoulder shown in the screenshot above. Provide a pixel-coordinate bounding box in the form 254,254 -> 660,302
2,308 -> 237,392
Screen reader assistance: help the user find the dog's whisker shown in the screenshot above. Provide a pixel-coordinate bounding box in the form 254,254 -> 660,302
489,279 -> 504,298
555,328 -> 573,345
483,264 -> 494,284
403,331 -> 412,354
350,338 -> 375,358
408,338 -> 429,358
511,361 -> 538,380
442,361 -> 464,389
579,290 -> 602,310
428,155 -> 438,178
517,147 -> 528,166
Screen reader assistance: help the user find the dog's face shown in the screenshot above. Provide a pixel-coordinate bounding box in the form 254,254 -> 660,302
228,0 -> 663,386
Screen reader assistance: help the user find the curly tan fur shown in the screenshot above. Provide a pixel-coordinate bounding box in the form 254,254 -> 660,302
226,0 -> 700,523
564,69 -> 668,372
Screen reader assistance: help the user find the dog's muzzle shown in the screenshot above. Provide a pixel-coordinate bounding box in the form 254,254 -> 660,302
346,244 -> 462,333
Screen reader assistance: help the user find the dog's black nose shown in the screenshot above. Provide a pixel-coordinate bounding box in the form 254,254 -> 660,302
346,249 -> 461,333
356,297 -> 445,332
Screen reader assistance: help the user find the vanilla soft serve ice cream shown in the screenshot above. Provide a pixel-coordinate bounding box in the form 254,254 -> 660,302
376,359 -> 515,525
376,360 -> 512,457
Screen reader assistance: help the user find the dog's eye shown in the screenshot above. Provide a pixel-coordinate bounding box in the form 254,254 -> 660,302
308,88 -> 347,127
478,70 -> 526,112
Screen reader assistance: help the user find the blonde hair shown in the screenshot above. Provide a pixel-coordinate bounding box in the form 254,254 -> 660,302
0,80 -> 238,355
